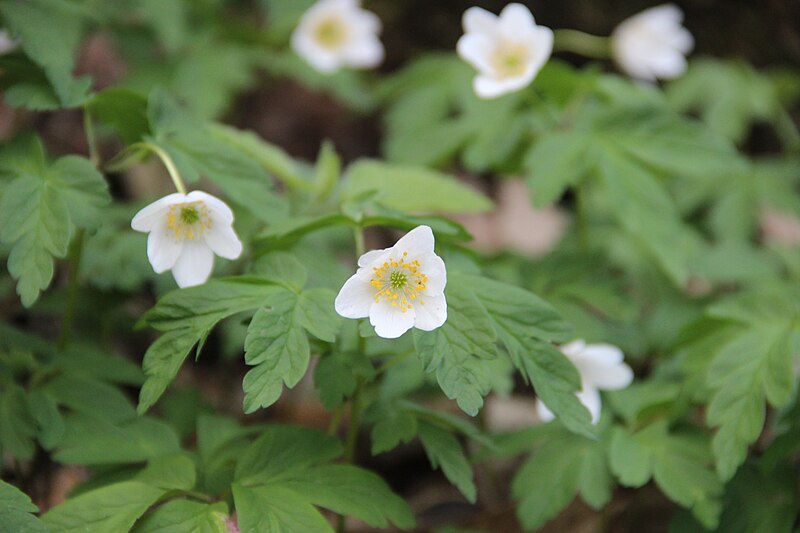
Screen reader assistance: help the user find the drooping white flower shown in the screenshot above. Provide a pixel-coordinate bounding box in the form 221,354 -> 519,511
335,225 -> 447,339
611,4 -> 694,81
131,191 -> 243,288
456,3 -> 553,99
537,339 -> 633,424
291,0 -> 384,74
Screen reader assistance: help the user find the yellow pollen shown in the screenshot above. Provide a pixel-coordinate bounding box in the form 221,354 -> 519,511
370,251 -> 429,313
491,42 -> 530,78
166,200 -> 211,241
314,16 -> 347,48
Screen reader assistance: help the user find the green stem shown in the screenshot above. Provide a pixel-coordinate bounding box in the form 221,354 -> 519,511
338,376 -> 365,533
327,405 -> 344,435
58,229 -> 85,350
83,108 -> 101,167
353,226 -> 366,258
146,142 -> 188,195
375,350 -> 413,375
553,29 -> 612,59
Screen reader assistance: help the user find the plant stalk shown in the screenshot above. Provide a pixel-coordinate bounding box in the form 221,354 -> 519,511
553,29 -> 612,59
58,229 -> 85,350
146,142 -> 188,195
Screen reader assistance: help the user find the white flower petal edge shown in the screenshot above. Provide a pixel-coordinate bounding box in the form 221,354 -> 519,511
131,191 -> 243,288
456,3 -> 553,99
611,4 -> 694,81
334,225 -> 447,339
537,339 -> 633,425
291,0 -> 384,75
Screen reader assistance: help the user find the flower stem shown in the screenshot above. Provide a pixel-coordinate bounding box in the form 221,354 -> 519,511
575,185 -> 589,252
58,229 -> 85,350
338,376 -> 365,533
146,142 -> 188,195
83,108 -> 101,167
553,29 -> 612,59
353,226 -> 366,257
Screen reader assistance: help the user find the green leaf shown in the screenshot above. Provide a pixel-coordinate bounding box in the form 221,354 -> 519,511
133,500 -> 229,533
137,452 -> 197,491
0,0 -> 91,107
417,421 -> 476,503
0,480 -> 46,533
233,484 -> 333,533
233,425 -> 413,530
281,464 -> 415,529
41,481 -> 166,533
88,88 -> 150,144
252,252 -> 308,291
137,278 -> 280,414
0,384 -> 37,460
243,287 -> 341,413
314,350 -> 375,410
345,160 -> 493,214
512,428 -> 610,530
368,403 -> 418,455
54,414 -> 181,465
608,422 -> 723,528
0,137 -> 108,306
525,131 -> 590,206
413,285 -> 497,416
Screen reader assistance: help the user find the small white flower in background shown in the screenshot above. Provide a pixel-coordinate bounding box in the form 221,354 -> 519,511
537,339 -> 633,424
611,4 -> 694,81
291,0 -> 384,74
0,29 -> 18,55
335,225 -> 447,339
131,191 -> 243,288
456,3 -> 553,99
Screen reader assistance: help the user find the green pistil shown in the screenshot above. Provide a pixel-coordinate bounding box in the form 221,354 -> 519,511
390,271 -> 407,289
180,206 -> 200,225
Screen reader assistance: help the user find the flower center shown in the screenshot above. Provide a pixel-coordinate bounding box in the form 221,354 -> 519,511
167,200 -> 211,241
314,16 -> 347,48
371,252 -> 428,313
491,43 -> 530,78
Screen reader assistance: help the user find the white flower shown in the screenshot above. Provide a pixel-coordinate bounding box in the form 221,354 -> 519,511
0,29 -> 18,55
537,339 -> 633,424
131,191 -> 243,288
611,4 -> 694,81
456,3 -> 553,99
335,225 -> 447,339
291,0 -> 384,74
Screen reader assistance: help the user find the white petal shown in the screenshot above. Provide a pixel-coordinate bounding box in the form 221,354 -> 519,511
456,33 -> 495,75
335,270 -> 374,319
358,247 -> 390,267
577,386 -> 602,424
473,74 -> 530,99
171,240 -> 215,288
391,225 -> 435,257
529,26 -> 554,71
186,190 -> 234,224
498,3 -> 536,35
291,30 -> 342,74
147,230 -> 182,273
560,339 -> 587,358
462,6 -> 497,34
204,223 -> 242,260
648,51 -> 688,79
342,36 -> 384,68
131,193 -> 185,232
370,301 -> 415,339
536,399 -> 555,422
352,8 -> 381,36
412,293 -> 447,331
421,253 -> 447,295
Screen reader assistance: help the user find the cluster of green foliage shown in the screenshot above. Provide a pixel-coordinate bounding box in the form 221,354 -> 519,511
1,0 -> 800,532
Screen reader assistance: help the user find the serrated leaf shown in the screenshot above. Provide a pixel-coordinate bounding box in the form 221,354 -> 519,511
512,429 -> 609,530
525,131 -> 590,206
88,88 -> 150,144
0,384 -> 37,460
252,252 -> 308,290
0,480 -> 46,533
233,484 -> 333,533
41,481 -> 165,533
315,350 -> 374,410
413,286 -> 497,416
345,159 -> 493,214
137,278 -> 279,414
417,421 -> 476,503
243,287 -> 340,413
133,500 -> 229,533
137,452 -> 197,491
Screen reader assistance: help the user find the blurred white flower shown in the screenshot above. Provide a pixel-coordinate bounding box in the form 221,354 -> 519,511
611,4 -> 694,81
131,191 -> 242,288
456,3 -> 553,99
335,225 -> 447,339
0,29 -> 18,55
537,339 -> 633,424
291,0 -> 384,74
